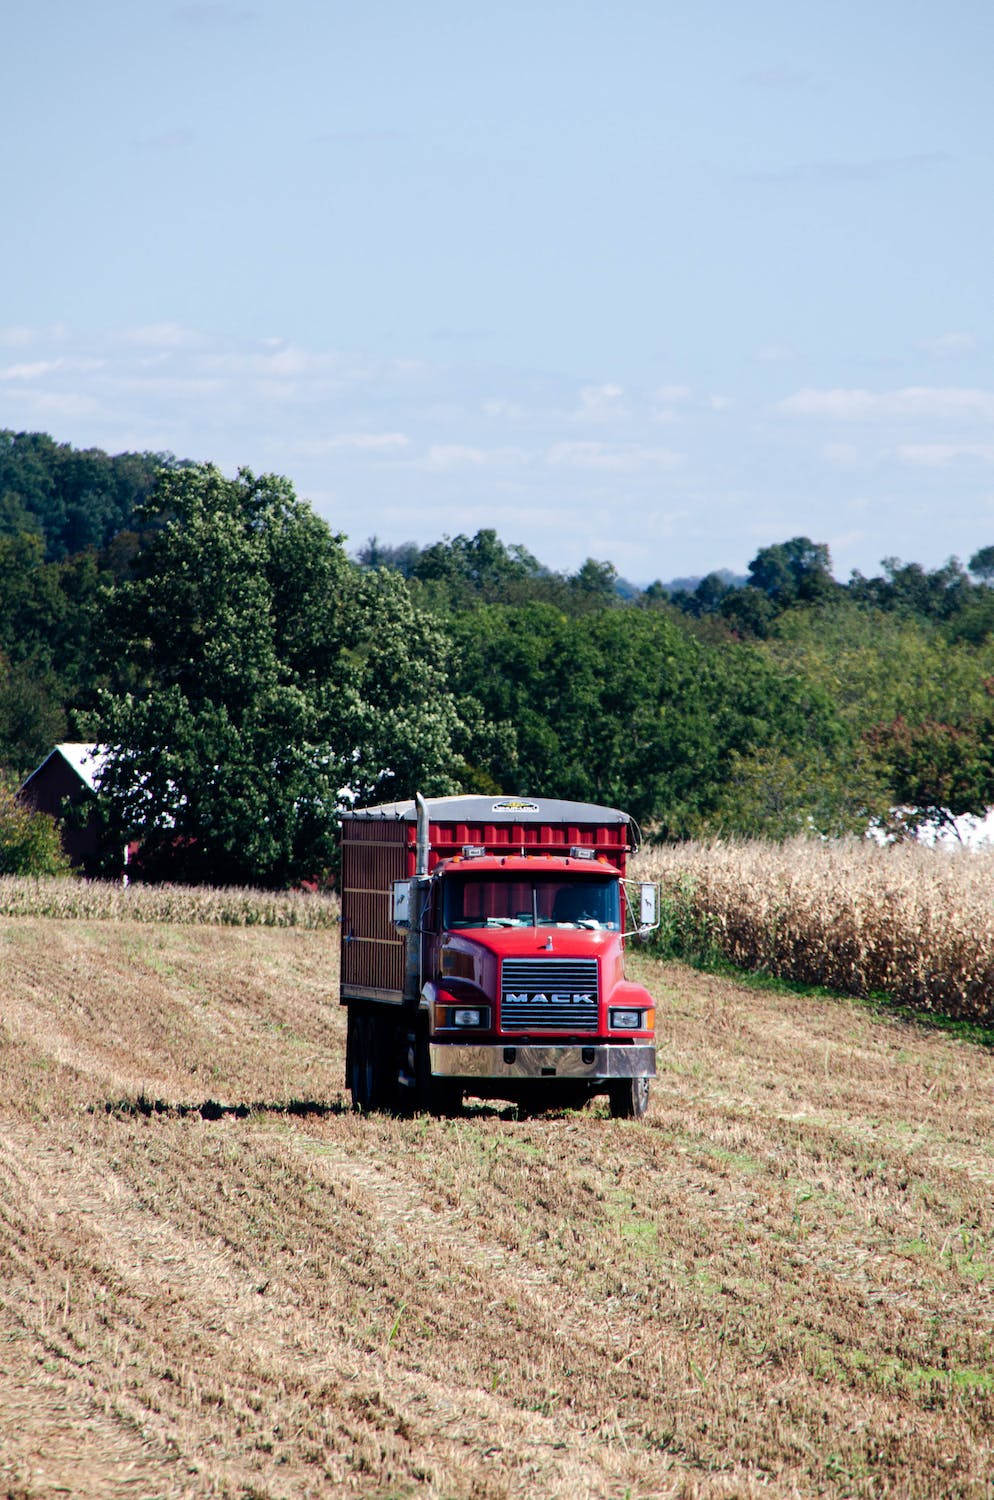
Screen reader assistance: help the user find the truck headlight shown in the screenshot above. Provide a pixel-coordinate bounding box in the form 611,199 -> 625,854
453,1007 -> 484,1027
610,1008 -> 643,1030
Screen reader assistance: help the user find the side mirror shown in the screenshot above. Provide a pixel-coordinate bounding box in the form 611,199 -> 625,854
622,879 -> 660,938
391,878 -> 413,929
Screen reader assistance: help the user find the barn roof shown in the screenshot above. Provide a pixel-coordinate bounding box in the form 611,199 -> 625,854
20,742 -> 108,795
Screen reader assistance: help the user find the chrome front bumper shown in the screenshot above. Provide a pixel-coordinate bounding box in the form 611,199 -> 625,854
429,1042 -> 656,1081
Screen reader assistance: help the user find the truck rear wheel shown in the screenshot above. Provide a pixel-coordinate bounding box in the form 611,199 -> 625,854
608,1076 -> 650,1120
347,1009 -> 374,1111
347,1008 -> 400,1113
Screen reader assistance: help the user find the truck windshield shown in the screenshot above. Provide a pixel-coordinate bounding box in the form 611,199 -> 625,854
442,875 -> 620,930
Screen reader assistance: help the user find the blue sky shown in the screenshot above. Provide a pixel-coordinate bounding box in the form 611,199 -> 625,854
3,1 -> 992,582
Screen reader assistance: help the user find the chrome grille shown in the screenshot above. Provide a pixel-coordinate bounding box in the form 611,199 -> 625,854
500,958 -> 599,1032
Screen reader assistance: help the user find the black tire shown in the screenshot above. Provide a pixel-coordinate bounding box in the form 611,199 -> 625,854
431,1078 -> 465,1117
347,1008 -> 401,1113
347,1008 -> 375,1111
608,1075 -> 650,1120
412,1029 -> 463,1116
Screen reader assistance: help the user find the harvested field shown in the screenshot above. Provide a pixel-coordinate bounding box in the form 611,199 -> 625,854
1,917 -> 993,1498
636,838 -> 994,1025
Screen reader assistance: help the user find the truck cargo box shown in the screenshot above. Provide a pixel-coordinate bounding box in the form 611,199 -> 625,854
340,795 -> 633,1000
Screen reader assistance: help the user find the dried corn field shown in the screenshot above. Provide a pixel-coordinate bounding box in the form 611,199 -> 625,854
635,838 -> 994,1025
1,916 -> 994,1498
0,877 -> 340,928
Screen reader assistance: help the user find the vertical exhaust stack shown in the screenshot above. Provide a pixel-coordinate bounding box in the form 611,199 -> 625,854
415,791 -> 430,878
403,793 -> 431,1009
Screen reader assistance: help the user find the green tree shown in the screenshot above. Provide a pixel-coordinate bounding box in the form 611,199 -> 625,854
0,429 -> 169,560
408,528 -> 550,610
0,652 -> 67,773
0,533 -> 109,770
863,714 -> 994,839
94,464 -> 462,886
766,600 -> 994,729
445,603 -> 843,835
747,536 -> 837,608
356,535 -> 421,576
0,782 -> 71,875
847,556 -> 972,621
698,744 -> 888,839
568,558 -> 621,605
968,545 -> 994,583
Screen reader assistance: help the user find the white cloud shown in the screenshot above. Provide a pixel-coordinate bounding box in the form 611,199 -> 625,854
0,359 -> 65,381
482,397 -> 523,419
120,322 -> 208,351
0,326 -> 47,349
895,443 -> 994,467
821,442 -> 862,467
424,444 -> 491,471
779,386 -> 994,422
334,432 -> 410,451
306,432 -> 411,454
652,384 -> 694,423
202,345 -> 344,379
577,383 -> 625,419
18,391 -> 103,419
919,332 -> 979,358
547,441 -> 681,471
756,342 -> 799,364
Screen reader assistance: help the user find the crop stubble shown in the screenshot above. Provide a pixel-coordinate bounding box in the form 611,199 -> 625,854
0,918 -> 992,1498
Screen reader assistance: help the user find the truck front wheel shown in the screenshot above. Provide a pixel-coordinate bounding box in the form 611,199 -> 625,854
608,1076 -> 650,1120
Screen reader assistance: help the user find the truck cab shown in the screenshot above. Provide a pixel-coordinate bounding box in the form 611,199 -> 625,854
340,795 -> 658,1117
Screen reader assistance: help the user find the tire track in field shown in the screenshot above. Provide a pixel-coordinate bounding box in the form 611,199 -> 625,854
0,1118 -> 663,1500
0,1129 -> 192,1499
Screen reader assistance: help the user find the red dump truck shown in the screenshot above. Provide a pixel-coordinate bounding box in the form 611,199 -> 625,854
340,794 -> 658,1117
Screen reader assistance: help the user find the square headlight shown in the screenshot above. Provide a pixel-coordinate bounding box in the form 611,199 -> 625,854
610,1008 -> 643,1030
453,1007 -> 483,1027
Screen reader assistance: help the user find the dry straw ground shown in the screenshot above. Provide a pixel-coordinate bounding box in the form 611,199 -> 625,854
1,909 -> 993,1497
635,838 -> 994,1024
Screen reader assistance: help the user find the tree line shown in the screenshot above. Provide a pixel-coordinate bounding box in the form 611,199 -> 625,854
5,428 -> 994,883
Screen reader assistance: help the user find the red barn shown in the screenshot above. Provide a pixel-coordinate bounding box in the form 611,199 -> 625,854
17,742 -> 110,871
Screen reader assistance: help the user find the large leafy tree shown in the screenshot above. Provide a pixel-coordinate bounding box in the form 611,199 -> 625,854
94,464 -> 461,885
747,536 -> 838,609
0,533 -> 111,772
445,603 -> 843,834
0,429 -> 168,560
863,714 -> 994,839
847,556 -> 973,621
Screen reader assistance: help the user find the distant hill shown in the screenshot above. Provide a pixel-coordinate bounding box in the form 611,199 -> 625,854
0,430 -> 181,560
658,568 -> 747,595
